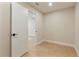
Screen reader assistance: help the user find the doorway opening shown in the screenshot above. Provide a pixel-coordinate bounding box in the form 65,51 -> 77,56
27,10 -> 37,51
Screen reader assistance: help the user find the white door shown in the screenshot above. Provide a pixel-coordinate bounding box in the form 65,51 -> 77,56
12,3 -> 28,57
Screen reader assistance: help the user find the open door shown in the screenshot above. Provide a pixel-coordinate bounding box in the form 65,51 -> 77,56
11,3 -> 28,57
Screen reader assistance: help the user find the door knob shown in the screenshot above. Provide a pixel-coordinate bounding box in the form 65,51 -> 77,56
12,33 -> 18,36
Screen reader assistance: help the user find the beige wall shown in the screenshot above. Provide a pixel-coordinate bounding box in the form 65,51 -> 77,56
75,2 -> 79,56
43,7 -> 75,45
0,3 -> 10,57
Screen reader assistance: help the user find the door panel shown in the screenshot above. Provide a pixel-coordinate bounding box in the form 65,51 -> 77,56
12,3 -> 28,57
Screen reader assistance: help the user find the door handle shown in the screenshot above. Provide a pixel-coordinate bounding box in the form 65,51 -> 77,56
12,33 -> 18,37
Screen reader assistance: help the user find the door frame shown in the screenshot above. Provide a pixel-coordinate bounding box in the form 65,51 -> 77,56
10,3 -> 12,57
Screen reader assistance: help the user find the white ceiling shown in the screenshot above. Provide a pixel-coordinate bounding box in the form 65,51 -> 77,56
27,2 -> 76,14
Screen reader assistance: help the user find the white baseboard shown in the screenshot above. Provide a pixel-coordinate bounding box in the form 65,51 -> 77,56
44,40 -> 74,47
35,39 -> 74,47
34,40 -> 45,45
